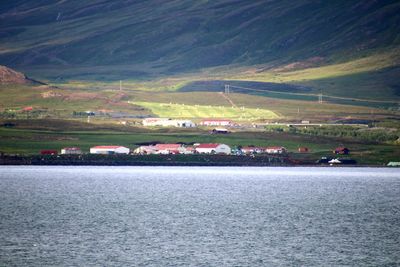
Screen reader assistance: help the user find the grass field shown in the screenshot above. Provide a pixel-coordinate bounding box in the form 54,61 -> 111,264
132,101 -> 280,120
1,120 -> 399,165
132,92 -> 395,121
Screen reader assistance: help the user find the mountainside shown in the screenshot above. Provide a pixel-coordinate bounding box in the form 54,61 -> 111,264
0,0 -> 399,80
0,65 -> 32,84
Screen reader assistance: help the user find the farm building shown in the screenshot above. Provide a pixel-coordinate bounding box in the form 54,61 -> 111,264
40,150 -> 58,155
184,146 -> 195,154
153,144 -> 187,154
298,147 -> 309,153
334,147 -> 349,155
211,128 -> 229,134
61,147 -> 82,155
133,146 -> 157,155
134,144 -> 190,155
241,146 -> 264,154
200,119 -> 233,127
265,146 -> 287,154
90,146 -> 130,155
195,143 -> 231,155
142,118 -> 195,127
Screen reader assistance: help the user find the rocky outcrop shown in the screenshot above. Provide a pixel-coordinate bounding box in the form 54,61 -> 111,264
0,65 -> 29,84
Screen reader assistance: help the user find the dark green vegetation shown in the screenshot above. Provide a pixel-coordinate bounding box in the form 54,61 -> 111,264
0,154 -> 290,166
1,119 -> 399,165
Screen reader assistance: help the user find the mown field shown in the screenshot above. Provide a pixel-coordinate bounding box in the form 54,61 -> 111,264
132,101 -> 279,120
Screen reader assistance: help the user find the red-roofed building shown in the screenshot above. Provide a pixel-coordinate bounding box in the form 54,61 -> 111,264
154,144 -> 186,154
40,150 -> 57,155
334,147 -> 349,155
195,143 -> 231,154
90,146 -> 130,154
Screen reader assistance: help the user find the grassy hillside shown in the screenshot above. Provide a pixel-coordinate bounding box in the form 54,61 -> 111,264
1,0 -> 399,81
2,82 -> 395,123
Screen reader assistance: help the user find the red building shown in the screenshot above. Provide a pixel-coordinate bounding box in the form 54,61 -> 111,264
40,150 -> 58,155
334,147 -> 350,155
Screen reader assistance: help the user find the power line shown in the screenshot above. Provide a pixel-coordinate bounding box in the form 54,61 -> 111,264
228,84 -> 398,104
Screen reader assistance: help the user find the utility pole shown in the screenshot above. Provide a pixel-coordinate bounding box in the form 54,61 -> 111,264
224,84 -> 230,94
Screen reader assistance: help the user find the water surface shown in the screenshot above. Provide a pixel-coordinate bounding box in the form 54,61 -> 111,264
0,166 -> 399,266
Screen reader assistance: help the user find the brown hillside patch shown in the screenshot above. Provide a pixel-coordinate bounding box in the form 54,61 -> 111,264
65,92 -> 106,101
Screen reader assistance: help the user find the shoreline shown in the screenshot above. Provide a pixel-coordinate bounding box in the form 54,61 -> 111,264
0,154 -> 384,167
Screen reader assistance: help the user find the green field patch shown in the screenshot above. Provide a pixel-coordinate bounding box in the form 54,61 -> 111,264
132,101 -> 279,120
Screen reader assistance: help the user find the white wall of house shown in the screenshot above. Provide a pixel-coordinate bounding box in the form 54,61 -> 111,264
195,144 -> 231,154
90,146 -> 130,154
201,120 -> 232,126
265,147 -> 286,154
143,118 -> 195,127
61,148 -> 82,155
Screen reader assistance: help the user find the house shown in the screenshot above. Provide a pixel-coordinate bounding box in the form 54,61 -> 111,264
175,120 -> 196,128
142,118 -> 195,128
211,128 -> 229,134
184,146 -> 195,154
133,144 -> 189,155
40,150 -> 58,155
298,147 -> 309,153
265,146 -> 287,154
61,147 -> 82,155
334,147 -> 349,155
241,146 -> 264,154
200,119 -> 233,127
153,144 -> 186,154
133,146 -> 157,155
90,146 -> 130,155
195,143 -> 231,155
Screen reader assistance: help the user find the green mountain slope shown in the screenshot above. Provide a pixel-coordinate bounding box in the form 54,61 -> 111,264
0,0 -> 399,81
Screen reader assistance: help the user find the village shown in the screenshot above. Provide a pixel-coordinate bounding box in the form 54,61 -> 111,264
32,117 -> 356,165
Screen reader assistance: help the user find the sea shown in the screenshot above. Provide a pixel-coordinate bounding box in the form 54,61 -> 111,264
0,166 -> 399,266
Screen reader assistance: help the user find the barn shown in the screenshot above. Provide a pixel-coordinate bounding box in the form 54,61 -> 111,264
195,143 -> 231,154
90,146 -> 130,154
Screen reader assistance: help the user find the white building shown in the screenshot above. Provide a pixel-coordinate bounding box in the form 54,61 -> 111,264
61,147 -> 82,155
134,144 -> 189,155
200,119 -> 233,127
195,143 -> 231,155
133,146 -> 157,155
90,146 -> 130,155
265,146 -> 287,154
142,118 -> 195,127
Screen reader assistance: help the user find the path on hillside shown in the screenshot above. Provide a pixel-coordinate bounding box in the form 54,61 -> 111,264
219,92 -> 239,108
